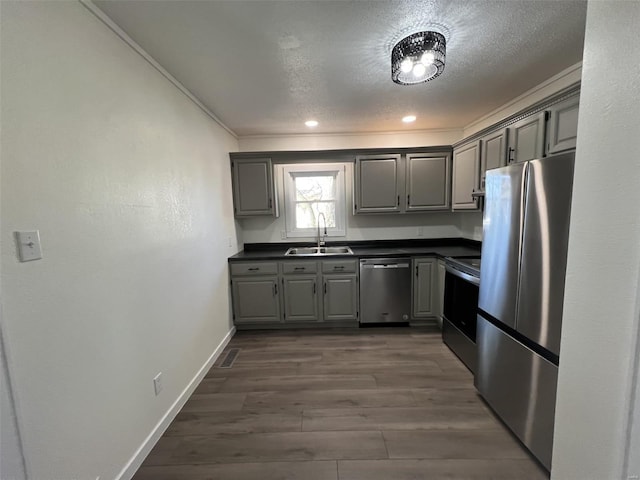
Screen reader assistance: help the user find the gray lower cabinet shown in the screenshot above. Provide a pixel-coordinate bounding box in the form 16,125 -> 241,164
508,112 -> 546,164
546,95 -> 579,154
355,154 -> 402,213
452,141 -> 481,211
282,275 -> 320,322
231,276 -> 281,324
323,274 -> 358,321
231,158 -> 275,217
412,257 -> 436,318
405,153 -> 450,211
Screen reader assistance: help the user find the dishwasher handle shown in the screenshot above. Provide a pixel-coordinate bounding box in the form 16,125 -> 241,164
361,263 -> 410,269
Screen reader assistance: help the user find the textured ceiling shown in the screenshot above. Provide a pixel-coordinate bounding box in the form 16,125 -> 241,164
93,0 -> 587,136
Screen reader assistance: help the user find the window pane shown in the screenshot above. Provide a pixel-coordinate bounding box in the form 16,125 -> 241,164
295,201 -> 336,229
295,175 -> 335,201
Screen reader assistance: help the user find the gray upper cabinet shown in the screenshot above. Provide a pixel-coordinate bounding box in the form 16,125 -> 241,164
323,274 -> 358,321
412,257 -> 436,318
546,96 -> 579,155
231,158 -> 275,217
481,128 -> 508,176
452,141 -> 480,211
355,154 -> 401,213
507,112 -> 546,164
405,154 -> 450,211
282,275 -> 320,323
232,276 -> 281,324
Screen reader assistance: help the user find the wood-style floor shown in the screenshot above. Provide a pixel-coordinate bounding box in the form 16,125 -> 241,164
133,327 -> 548,480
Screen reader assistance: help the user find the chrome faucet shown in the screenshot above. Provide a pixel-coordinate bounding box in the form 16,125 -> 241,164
317,212 -> 327,250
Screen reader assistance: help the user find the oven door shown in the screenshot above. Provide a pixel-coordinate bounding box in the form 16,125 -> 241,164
443,265 -> 480,372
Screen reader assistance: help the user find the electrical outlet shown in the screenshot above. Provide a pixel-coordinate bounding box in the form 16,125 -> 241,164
281,231 -> 287,240
227,236 -> 233,248
153,372 -> 163,396
417,227 -> 424,237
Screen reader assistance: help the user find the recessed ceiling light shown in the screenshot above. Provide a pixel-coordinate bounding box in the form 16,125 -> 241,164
305,120 -> 318,127
402,115 -> 417,123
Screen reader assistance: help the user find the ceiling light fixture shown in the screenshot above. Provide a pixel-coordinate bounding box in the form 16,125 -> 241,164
305,120 -> 318,127
392,31 -> 446,85
402,115 -> 417,123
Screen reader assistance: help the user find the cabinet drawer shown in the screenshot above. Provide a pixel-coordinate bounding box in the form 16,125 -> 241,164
322,260 -> 357,274
281,261 -> 318,274
230,262 -> 278,276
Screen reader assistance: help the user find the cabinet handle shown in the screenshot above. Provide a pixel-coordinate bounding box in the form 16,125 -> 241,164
294,267 -> 305,271
397,195 -> 400,206
274,283 -> 278,296
324,282 -> 327,295
416,265 -> 419,277
333,266 -> 344,270
268,198 -> 273,209
508,147 -> 515,163
248,267 -> 260,271
313,282 -> 316,294
407,194 -> 411,206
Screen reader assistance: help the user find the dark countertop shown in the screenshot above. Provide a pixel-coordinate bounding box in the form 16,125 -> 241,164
228,239 -> 481,262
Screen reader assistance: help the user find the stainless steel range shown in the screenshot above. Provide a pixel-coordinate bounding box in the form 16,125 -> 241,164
442,256 -> 480,373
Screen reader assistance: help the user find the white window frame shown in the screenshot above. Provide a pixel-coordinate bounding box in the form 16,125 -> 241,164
282,163 -> 347,238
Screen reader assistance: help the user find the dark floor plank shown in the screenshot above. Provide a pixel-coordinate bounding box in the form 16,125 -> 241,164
217,374 -> 377,393
133,460 -> 338,480
180,393 -> 246,413
338,459 -> 548,480
302,406 -> 496,431
165,410 -> 302,435
142,431 -> 388,465
243,388 -> 418,412
383,429 -> 528,459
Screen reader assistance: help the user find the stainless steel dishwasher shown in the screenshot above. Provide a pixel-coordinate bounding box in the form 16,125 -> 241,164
359,258 -> 411,324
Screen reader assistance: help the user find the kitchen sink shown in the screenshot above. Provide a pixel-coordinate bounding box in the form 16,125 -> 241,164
285,246 -> 354,256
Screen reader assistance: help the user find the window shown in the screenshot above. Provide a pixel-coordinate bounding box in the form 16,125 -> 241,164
283,164 -> 346,238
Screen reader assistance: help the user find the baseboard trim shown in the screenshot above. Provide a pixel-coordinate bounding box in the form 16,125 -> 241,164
115,326 -> 236,480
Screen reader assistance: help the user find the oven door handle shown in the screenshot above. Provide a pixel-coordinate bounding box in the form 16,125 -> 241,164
445,265 -> 480,286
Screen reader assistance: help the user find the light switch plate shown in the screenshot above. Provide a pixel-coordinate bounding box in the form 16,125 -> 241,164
16,231 -> 43,262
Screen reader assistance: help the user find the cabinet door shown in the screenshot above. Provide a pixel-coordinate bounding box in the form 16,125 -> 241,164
355,155 -> 401,213
436,259 -> 447,324
412,258 -> 436,318
507,112 -> 546,164
282,275 -> 320,323
452,141 -> 480,211
480,128 -> 508,191
232,158 -> 275,217
405,154 -> 450,211
323,274 -> 358,321
232,276 -> 281,324
546,96 -> 579,155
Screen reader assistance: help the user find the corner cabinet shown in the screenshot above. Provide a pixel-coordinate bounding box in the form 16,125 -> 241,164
412,257 -> 437,319
452,141 -> 481,211
405,154 -> 451,211
354,154 -> 402,213
231,158 -> 275,217
546,96 -> 579,154
230,262 -> 281,324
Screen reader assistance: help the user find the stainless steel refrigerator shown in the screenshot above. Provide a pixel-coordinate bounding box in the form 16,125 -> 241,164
476,151 -> 575,471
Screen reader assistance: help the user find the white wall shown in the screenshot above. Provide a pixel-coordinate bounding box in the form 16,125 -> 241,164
552,2 -> 640,479
238,129 -> 463,152
241,162 -> 463,243
0,2 -> 239,479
